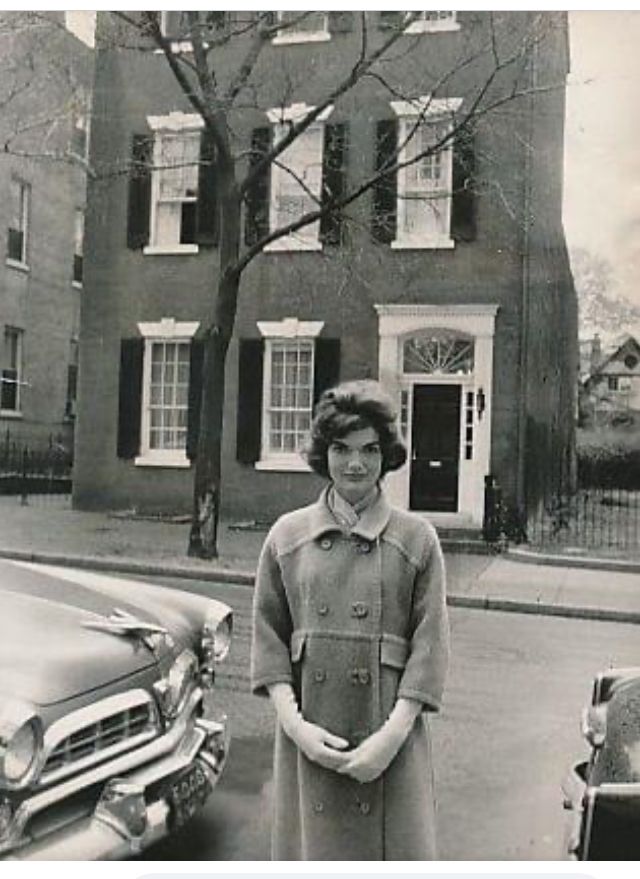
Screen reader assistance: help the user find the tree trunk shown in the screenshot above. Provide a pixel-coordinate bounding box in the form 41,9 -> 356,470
188,168 -> 241,559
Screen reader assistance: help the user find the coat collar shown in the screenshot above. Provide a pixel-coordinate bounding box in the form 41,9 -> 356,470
308,484 -> 392,542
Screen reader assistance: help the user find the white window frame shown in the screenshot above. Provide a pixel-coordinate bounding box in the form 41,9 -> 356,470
144,112 -> 204,256
135,318 -> 200,467
159,12 -> 193,53
272,11 -> 330,45
70,97 -> 91,162
6,177 -> 30,270
390,96 -> 462,250
264,103 -> 333,253
404,12 -> 460,34
1,327 -> 24,417
255,318 -> 324,471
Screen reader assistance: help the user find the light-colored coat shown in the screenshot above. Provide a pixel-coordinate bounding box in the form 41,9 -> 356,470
251,487 -> 449,860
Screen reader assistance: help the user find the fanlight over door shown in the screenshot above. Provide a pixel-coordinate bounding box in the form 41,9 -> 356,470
403,330 -> 474,375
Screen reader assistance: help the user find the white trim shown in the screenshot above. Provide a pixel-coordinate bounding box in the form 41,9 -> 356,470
375,303 -> 499,526
255,456 -> 312,472
257,318 -> 324,339
0,410 -> 23,419
137,318 -> 200,340
143,244 -> 199,256
391,237 -> 455,251
264,237 -> 323,253
147,112 -> 203,132
272,12 -> 330,45
390,96 -> 463,119
72,280 -> 83,290
266,103 -> 334,125
405,14 -> 460,35
134,451 -> 191,468
5,258 -> 29,273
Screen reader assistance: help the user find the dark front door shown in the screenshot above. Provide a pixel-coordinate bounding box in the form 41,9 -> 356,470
410,384 -> 461,512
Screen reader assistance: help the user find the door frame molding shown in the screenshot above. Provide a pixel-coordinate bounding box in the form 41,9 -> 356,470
374,303 -> 499,526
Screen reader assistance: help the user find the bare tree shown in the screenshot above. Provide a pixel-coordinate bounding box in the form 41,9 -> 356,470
101,10 -> 564,558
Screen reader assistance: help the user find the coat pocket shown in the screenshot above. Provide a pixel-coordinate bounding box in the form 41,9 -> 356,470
380,634 -> 409,669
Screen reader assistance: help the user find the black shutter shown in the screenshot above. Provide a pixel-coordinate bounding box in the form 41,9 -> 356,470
236,339 -> 264,463
196,128 -> 219,247
328,12 -> 353,33
320,123 -> 348,246
186,338 -> 205,461
379,11 -> 404,29
244,127 -> 272,246
313,338 -> 341,406
451,127 -> 476,242
372,119 -> 398,244
127,134 -> 153,250
117,338 -> 144,459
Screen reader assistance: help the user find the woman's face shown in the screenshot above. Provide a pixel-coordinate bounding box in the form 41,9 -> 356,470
327,425 -> 383,505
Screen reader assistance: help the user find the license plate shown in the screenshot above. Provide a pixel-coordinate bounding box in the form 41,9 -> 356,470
169,762 -> 212,828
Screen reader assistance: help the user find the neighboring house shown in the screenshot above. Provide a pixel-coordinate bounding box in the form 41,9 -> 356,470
0,12 -> 92,449
581,334 -> 640,427
74,11 -> 577,532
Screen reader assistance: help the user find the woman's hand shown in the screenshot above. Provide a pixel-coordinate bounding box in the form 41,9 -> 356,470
291,718 -> 350,771
338,697 -> 422,783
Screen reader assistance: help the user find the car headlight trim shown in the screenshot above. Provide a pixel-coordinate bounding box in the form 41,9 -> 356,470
155,649 -> 199,720
0,706 -> 43,789
202,610 -> 232,665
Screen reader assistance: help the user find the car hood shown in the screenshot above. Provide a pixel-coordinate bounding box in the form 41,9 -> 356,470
0,560 -> 210,707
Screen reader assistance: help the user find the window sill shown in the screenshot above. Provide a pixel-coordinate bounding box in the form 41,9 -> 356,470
72,280 -> 83,290
6,258 -> 29,273
255,457 -> 312,473
134,453 -> 191,468
264,238 -> 322,253
154,41 -> 197,54
0,410 -> 23,419
143,244 -> 199,256
391,237 -> 455,251
272,31 -> 331,45
404,21 -> 460,35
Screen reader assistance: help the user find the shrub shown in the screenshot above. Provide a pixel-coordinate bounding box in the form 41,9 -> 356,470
577,428 -> 640,488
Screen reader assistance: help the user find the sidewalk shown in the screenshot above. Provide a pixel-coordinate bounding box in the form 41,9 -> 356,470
1,495 -> 639,624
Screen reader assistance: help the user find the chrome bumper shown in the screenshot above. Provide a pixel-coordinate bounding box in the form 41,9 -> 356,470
4,697 -> 229,861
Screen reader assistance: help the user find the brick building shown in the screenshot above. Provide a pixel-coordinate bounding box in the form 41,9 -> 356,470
74,11 -> 577,533
0,12 -> 92,449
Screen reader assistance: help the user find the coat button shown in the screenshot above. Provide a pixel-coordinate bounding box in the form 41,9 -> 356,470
358,541 -> 372,554
358,669 -> 371,685
351,602 -> 368,618
317,603 -> 329,616
314,669 -> 326,683
313,801 -> 324,814
349,668 -> 360,685
320,537 -> 332,550
359,801 -> 371,815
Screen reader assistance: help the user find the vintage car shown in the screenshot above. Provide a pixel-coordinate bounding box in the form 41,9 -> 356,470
0,558 -> 232,860
563,666 -> 640,859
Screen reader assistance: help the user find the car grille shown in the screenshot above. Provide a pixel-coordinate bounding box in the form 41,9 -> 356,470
41,691 -> 160,785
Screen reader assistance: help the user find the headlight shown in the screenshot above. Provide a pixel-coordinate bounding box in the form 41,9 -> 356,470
0,704 -> 43,788
154,649 -> 198,720
202,610 -> 232,665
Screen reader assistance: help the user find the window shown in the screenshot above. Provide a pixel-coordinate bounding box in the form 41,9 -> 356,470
71,109 -> 89,159
273,11 -> 330,44
391,97 -> 462,249
147,116 -> 203,253
73,209 -> 84,285
1,328 -> 23,413
265,104 -> 332,251
136,319 -> 199,466
65,339 -> 79,419
607,376 -> 619,391
7,178 -> 30,266
404,12 -> 459,34
255,318 -> 324,469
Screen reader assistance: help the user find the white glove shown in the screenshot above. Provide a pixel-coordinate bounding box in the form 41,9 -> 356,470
267,683 -> 350,772
337,697 -> 421,783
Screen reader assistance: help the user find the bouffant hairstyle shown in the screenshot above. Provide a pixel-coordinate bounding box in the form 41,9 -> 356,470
305,380 -> 407,478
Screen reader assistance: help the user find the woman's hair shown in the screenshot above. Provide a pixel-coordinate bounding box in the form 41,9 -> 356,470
305,379 -> 407,478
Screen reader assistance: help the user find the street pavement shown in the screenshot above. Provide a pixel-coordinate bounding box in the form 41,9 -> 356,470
0,494 -> 639,623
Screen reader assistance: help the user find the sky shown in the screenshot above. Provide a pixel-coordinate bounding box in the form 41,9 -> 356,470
564,11 -> 640,306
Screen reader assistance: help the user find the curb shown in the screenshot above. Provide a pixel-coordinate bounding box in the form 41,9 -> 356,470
2,547 -> 640,626
506,547 -> 640,574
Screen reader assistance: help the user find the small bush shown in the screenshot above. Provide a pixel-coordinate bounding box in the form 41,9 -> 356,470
577,429 -> 640,488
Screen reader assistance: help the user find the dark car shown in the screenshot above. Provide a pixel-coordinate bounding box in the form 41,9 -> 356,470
0,558 -> 232,860
563,666 -> 640,860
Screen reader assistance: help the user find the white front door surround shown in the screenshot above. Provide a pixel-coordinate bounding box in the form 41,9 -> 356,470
374,303 -> 499,528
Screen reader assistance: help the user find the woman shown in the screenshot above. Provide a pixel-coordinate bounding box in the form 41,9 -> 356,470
251,379 -> 449,860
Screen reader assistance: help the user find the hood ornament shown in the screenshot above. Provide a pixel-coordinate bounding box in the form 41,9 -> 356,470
83,607 -> 174,654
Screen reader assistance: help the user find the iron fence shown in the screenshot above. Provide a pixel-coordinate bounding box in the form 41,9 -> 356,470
0,435 -> 72,501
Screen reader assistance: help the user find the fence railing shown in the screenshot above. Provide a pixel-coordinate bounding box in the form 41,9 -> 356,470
0,436 -> 73,501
